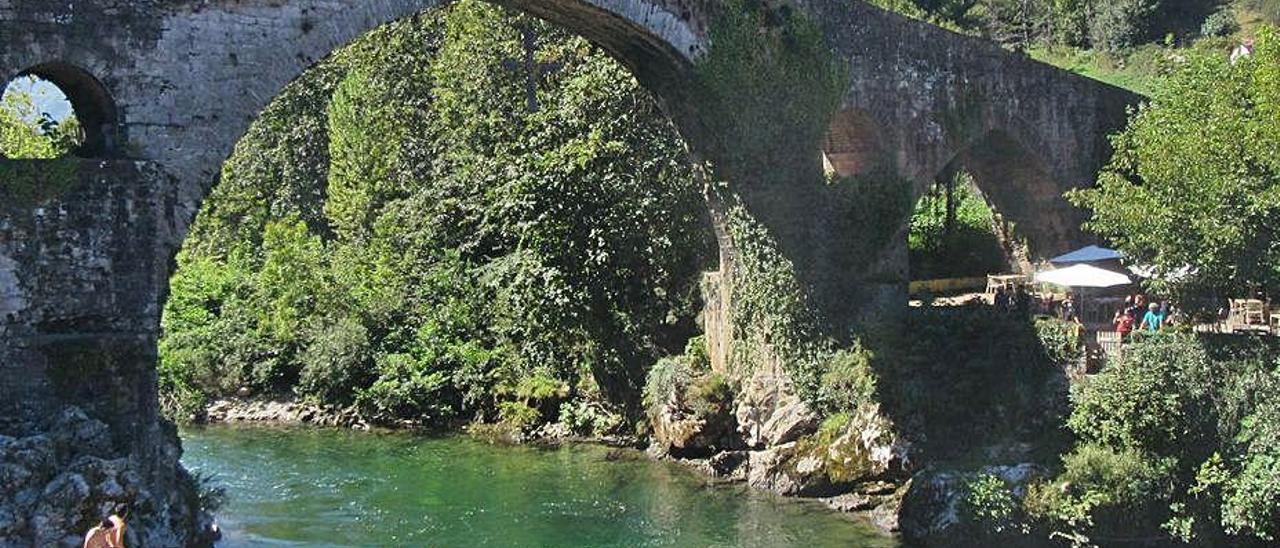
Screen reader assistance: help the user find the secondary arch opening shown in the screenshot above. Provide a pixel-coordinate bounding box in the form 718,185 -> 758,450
0,63 -> 116,159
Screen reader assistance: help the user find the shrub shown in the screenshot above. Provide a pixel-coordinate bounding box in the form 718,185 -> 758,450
1067,334 -> 1216,459
643,354 -> 700,418
497,401 -> 541,430
1200,10 -> 1240,37
687,373 -> 734,420
962,474 -> 1026,536
1025,444 -> 1177,540
1089,0 -> 1159,53
1222,381 -> 1280,541
1034,317 -> 1082,366
1035,334 -> 1280,544
357,353 -> 454,423
877,307 -> 1070,458
683,335 -> 710,371
558,399 -> 624,436
296,316 -> 372,404
816,344 -> 878,414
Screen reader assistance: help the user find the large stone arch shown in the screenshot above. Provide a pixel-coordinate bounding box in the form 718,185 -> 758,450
0,2 -> 707,545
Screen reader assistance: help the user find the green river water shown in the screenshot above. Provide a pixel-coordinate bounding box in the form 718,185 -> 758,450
181,425 -> 900,547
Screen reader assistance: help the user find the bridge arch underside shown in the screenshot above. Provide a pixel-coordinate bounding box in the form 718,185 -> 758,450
932,130 -> 1088,265
820,107 -> 1091,284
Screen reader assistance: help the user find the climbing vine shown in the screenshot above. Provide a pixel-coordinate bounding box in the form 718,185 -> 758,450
693,1 -> 912,408
693,0 -> 848,187
0,158 -> 80,212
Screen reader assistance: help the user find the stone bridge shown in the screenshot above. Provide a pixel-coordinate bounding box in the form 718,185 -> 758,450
0,0 -> 1139,544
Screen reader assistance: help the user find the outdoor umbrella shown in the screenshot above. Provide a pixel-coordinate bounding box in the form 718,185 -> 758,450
1050,245 -> 1124,264
1034,264 -> 1132,288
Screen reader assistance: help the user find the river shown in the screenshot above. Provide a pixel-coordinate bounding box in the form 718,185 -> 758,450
181,425 -> 900,547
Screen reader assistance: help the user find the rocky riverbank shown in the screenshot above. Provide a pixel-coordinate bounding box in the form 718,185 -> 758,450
203,398 -> 370,429
196,392 -> 916,535
0,407 -> 215,547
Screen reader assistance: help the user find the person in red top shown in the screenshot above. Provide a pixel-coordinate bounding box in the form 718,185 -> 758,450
1115,307 -> 1136,341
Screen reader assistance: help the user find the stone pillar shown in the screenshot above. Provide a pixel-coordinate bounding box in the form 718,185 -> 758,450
0,159 -> 208,546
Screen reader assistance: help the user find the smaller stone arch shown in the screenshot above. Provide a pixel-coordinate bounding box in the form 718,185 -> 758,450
14,62 -> 118,157
822,108 -> 890,178
936,129 -> 1086,264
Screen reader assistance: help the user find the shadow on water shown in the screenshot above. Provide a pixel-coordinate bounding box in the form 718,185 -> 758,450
182,425 -> 901,547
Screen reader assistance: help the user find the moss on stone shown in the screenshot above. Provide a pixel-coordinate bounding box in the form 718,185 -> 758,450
0,158 -> 81,212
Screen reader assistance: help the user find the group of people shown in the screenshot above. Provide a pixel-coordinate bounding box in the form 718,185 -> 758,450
1113,294 -> 1171,341
992,285 -> 1033,316
992,285 -> 1080,321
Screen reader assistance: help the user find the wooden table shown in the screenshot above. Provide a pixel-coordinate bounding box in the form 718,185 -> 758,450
985,274 -> 1028,295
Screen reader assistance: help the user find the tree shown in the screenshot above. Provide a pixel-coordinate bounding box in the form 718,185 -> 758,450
1088,0 -> 1161,53
1068,27 -> 1280,302
0,81 -> 80,159
159,2 -> 707,425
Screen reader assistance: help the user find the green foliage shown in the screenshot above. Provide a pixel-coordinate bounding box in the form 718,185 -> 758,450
1025,444 -> 1177,541
497,400 -> 541,430
1068,27 -> 1280,302
1202,9 -> 1242,36
0,79 -> 81,159
1027,334 -> 1280,544
0,80 -> 82,209
962,474 -> 1027,536
159,3 -> 707,428
687,373 -> 734,419
0,157 -> 80,212
643,355 -> 697,418
876,307 -> 1071,458
324,68 -> 407,241
908,172 -> 1007,279
357,352 -> 454,423
1034,317 -> 1083,365
641,336 -> 734,426
1241,0 -> 1280,24
1220,372 -> 1280,540
1088,0 -> 1161,53
693,0 -> 848,187
558,399 -> 623,436
1068,335 -> 1217,457
719,196 -> 830,397
297,316 -> 373,405
816,344 -> 878,415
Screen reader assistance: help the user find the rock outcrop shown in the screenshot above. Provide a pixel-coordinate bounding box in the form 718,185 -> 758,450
734,367 -> 818,448
205,398 -> 368,429
0,407 -> 214,547
652,354 -> 912,532
899,463 -> 1045,544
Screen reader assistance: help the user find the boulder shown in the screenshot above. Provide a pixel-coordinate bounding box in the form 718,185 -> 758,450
734,367 -> 817,448
649,388 -> 737,458
744,403 -> 911,498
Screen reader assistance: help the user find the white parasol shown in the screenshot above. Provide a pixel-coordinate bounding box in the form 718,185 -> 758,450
1034,264 -> 1132,288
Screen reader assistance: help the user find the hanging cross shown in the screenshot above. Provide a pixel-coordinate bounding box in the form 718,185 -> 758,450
501,24 -> 563,113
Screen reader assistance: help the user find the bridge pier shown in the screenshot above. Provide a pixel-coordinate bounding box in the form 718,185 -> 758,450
0,160 -> 207,546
